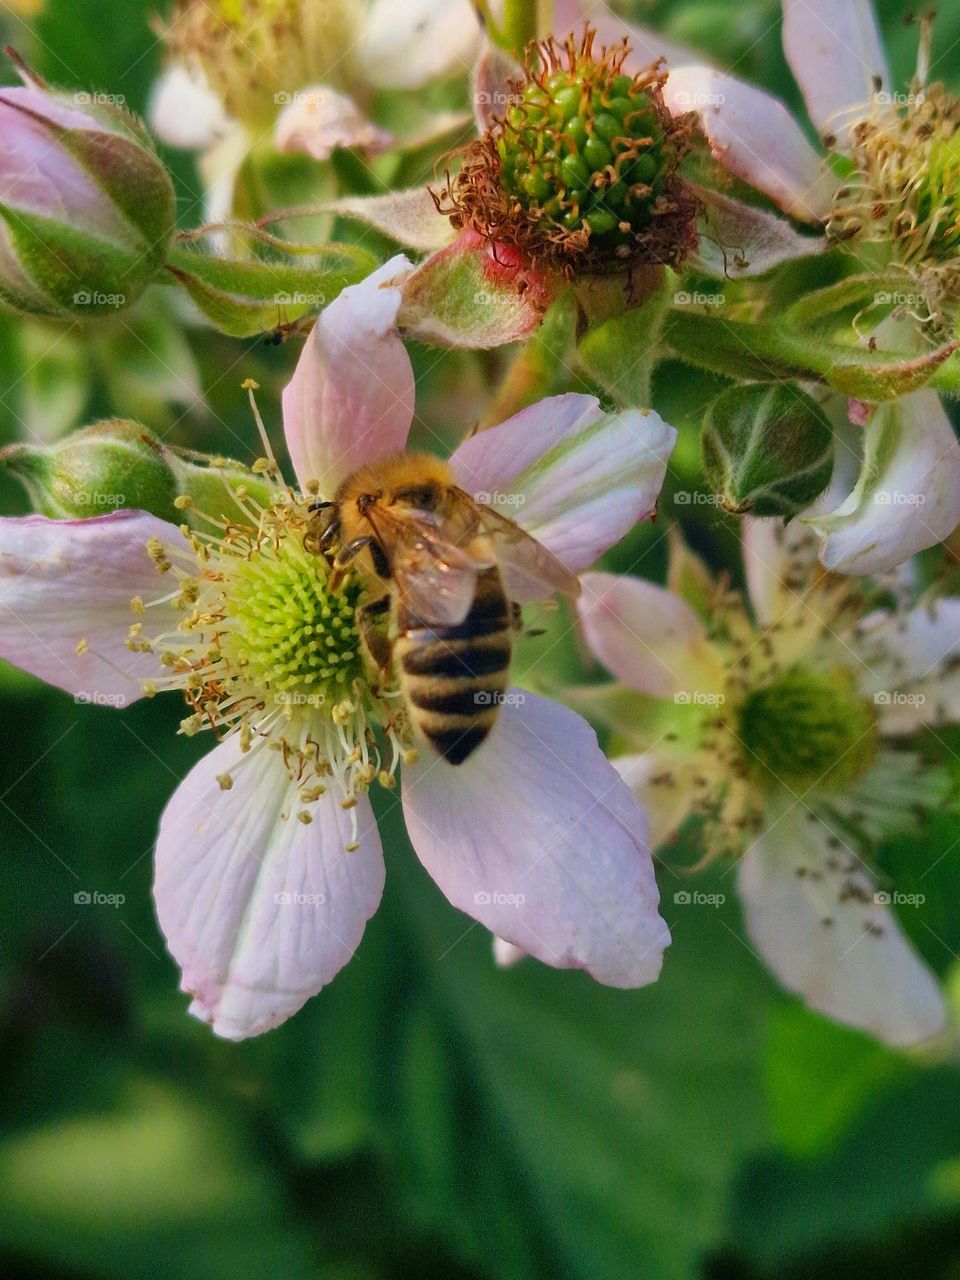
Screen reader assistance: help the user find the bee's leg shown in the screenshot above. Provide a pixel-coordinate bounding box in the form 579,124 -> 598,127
357,594 -> 392,673
330,535 -> 389,590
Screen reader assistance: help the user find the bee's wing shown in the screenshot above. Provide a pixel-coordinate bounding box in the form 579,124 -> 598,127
370,506 -> 492,627
459,492 -> 581,603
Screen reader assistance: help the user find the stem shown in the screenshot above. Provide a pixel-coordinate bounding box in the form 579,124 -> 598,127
501,0 -> 540,55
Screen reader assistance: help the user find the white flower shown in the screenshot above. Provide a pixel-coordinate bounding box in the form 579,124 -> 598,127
0,258 -> 678,1039
576,520 -> 960,1045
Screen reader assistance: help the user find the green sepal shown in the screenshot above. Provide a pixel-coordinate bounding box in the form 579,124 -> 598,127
700,382 -> 834,517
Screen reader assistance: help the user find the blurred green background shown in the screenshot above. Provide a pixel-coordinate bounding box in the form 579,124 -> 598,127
2,1 -> 960,1276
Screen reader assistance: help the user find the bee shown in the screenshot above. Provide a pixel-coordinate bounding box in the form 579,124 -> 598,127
311,452 -> 580,764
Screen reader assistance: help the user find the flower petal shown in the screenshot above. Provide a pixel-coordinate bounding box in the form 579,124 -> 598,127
853,600 -> 960,732
738,802 -> 945,1046
281,255 -> 415,494
492,936 -> 526,968
356,0 -> 481,89
274,85 -> 391,162
402,691 -> 669,988
803,390 -> 960,575
782,0 -> 888,138
578,571 -> 723,698
614,750 -> 700,851
0,511 -> 186,706
740,517 -> 821,627
662,66 -> 835,221
147,62 -> 232,151
154,733 -> 385,1040
692,186 -> 827,277
449,393 -> 676,580
553,0 -> 705,70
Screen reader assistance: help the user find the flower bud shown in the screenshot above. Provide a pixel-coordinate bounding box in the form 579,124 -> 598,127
700,382 -> 834,517
0,79 -> 175,320
168,454 -> 276,518
0,420 -> 179,518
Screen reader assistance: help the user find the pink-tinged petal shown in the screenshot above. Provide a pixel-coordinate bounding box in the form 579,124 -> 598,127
450,393 -> 676,578
852,600 -> 960,733
356,0 -> 481,89
782,0 -> 888,138
692,186 -> 826,277
154,733 -> 385,1040
148,63 -> 231,151
0,511 -> 186,706
614,751 -> 700,851
553,0 -> 706,70
472,40 -> 521,132
662,67 -> 836,222
281,255 -> 415,494
398,231 -> 558,349
804,390 -> 960,575
274,85 -> 391,162
739,802 -> 945,1046
402,691 -> 669,988
303,188 -> 455,253
578,571 -> 724,698
493,936 -> 526,967
740,517 -> 821,626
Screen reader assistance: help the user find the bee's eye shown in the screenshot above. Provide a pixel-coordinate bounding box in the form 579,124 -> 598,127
393,484 -> 439,510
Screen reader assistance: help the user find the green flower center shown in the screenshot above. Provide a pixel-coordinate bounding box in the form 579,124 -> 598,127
499,68 -> 669,247
738,667 -> 877,793
221,532 -> 364,708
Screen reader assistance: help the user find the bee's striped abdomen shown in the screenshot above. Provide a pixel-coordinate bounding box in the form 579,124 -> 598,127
397,568 -> 511,765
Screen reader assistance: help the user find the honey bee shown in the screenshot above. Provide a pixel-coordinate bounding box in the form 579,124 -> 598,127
311,453 -> 580,764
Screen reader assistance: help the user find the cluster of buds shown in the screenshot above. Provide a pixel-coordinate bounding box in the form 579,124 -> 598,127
437,28 -> 699,275
0,56 -> 175,321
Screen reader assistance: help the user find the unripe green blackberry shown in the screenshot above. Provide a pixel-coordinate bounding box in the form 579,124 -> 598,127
439,28 -> 699,274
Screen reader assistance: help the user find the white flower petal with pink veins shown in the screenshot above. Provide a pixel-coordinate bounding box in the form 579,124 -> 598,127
356,0 -> 481,90
850,599 -> 960,733
449,393 -> 676,587
782,0 -> 889,140
154,732 -> 385,1040
274,84 -> 391,162
148,62 -> 233,151
578,571 -> 725,699
402,691 -> 669,987
553,0 -> 705,70
662,67 -> 836,222
281,255 -> 415,495
803,390 -> 960,575
0,511 -> 187,707
738,800 -> 946,1046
